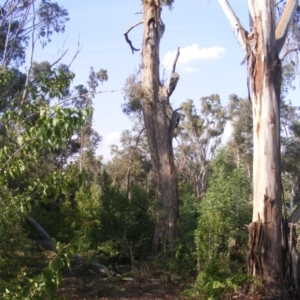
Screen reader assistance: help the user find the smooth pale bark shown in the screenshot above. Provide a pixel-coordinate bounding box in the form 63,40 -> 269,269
247,3 -> 283,295
219,0 -> 297,297
141,0 -> 179,253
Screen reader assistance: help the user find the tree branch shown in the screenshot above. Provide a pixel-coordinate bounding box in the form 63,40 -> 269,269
218,0 -> 247,51
124,21 -> 143,54
275,0 -> 297,53
0,141 -> 30,173
166,48 -> 180,97
280,45 -> 300,60
169,107 -> 183,137
50,49 -> 69,67
59,89 -> 122,106
172,47 -> 180,73
21,0 -> 36,105
288,204 -> 300,223
67,37 -> 83,68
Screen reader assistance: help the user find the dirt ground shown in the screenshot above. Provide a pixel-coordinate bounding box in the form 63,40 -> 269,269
57,271 -> 185,300
56,270 -> 299,300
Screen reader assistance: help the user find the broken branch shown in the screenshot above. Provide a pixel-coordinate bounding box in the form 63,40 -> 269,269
172,47 -> 180,73
124,21 -> 143,54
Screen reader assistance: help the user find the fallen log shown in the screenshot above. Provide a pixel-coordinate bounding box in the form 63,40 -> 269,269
26,216 -> 56,252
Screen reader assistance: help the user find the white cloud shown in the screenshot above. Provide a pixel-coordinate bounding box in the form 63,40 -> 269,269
162,44 -> 226,72
103,131 -> 121,145
184,66 -> 200,74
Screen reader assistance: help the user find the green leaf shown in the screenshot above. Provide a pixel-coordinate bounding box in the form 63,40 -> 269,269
56,270 -> 63,285
56,241 -> 63,252
51,256 -> 63,270
69,243 -> 78,256
45,282 -> 57,300
40,109 -> 47,118
64,253 -> 71,268
22,286 -> 31,298
43,268 -> 58,299
17,136 -> 24,146
43,267 -> 53,284
74,230 -> 81,240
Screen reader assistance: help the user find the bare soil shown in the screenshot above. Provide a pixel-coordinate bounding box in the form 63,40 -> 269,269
57,271 -> 185,300
57,270 -> 299,300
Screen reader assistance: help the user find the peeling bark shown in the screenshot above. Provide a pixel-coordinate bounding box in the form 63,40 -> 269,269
219,0 -> 297,297
141,0 -> 179,253
247,3 -> 284,296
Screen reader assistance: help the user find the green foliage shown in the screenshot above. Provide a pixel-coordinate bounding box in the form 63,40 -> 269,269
183,258 -> 254,300
3,233 -> 82,300
192,148 -> 252,299
74,170 -> 154,262
122,74 -> 143,115
177,95 -> 227,199
172,183 -> 198,278
0,0 -> 69,66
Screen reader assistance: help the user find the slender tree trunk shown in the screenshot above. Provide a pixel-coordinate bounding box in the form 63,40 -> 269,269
141,0 -> 179,253
247,2 -> 283,296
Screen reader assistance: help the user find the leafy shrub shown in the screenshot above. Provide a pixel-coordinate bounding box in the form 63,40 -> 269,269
192,149 -> 252,298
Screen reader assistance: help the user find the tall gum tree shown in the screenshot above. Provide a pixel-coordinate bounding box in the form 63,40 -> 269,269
218,0 -> 298,297
125,0 -> 180,254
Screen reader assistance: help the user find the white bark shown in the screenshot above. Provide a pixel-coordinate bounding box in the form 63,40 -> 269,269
275,0 -> 297,53
219,0 -> 297,295
218,0 -> 247,51
249,1 -> 279,223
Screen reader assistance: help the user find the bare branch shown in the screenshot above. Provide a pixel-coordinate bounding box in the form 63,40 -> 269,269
0,141 -> 30,173
166,72 -> 180,97
50,49 -> 68,67
288,204 -> 300,223
280,45 -> 300,60
218,0 -> 247,52
21,0 -> 36,105
124,21 -> 143,54
275,0 -> 297,53
171,47 -> 180,73
6,2 -> 31,65
58,89 -> 122,106
169,107 -> 183,137
67,37 -> 83,68
1,9 -> 13,66
165,48 -> 181,97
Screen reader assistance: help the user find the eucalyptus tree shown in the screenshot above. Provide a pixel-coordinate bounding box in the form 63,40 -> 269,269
0,0 -> 69,67
218,0 -> 298,296
226,94 -> 253,178
108,120 -> 151,200
281,104 -> 300,211
73,68 -> 107,173
176,94 -> 227,200
125,0 -> 180,253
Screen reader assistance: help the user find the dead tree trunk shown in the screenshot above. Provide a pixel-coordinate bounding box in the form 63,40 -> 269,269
218,0 -> 298,297
141,0 -> 180,254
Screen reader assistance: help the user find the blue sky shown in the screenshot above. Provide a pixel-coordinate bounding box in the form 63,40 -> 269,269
31,0 -> 298,160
